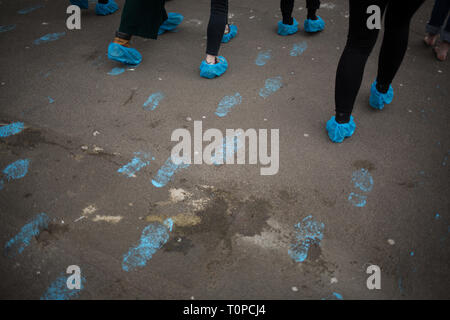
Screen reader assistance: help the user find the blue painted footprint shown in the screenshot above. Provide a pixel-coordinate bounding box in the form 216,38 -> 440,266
41,273 -> 86,300
288,215 -> 324,262
122,218 -> 173,271
348,168 -> 373,207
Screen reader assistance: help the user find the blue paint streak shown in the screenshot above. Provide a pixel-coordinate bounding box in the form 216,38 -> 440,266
0,122 -> 24,138
398,277 -> 404,294
143,92 -> 164,111
352,168 -> 373,192
107,67 -> 125,76
410,251 -> 414,256
0,25 -> 16,33
18,4 -> 44,14
259,76 -> 282,99
118,152 -> 154,178
41,274 -> 85,300
322,292 -> 344,300
48,97 -> 55,104
435,213 -> 440,220
151,157 -> 189,188
215,93 -> 242,117
288,215 -> 324,263
255,50 -> 272,66
122,218 -> 173,271
4,213 -> 50,256
3,159 -> 30,181
0,179 -> 4,190
34,32 -> 66,45
290,41 -> 308,57
348,192 -> 367,207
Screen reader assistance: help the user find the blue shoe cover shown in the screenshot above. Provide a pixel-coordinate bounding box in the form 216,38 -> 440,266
158,12 -> 184,35
70,0 -> 88,9
326,116 -> 356,143
222,25 -> 238,43
96,0 -> 118,15
277,18 -> 299,36
199,56 -> 228,79
108,42 -> 142,65
304,16 -> 325,33
369,81 -> 394,110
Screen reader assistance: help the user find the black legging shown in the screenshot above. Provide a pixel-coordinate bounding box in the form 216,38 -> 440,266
206,0 -> 228,56
335,0 -> 424,121
280,0 -> 321,24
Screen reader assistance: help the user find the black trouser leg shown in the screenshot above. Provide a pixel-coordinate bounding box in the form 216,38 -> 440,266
280,0 -> 295,25
206,0 -> 228,56
376,0 -> 425,89
306,0 -> 321,20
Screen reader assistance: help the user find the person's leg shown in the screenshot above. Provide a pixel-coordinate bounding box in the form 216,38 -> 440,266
376,0 -> 425,93
425,0 -> 450,44
304,0 -> 325,32
306,0 -> 320,20
334,0 -> 387,122
433,2 -> 450,60
278,0 -> 299,35
281,0 -> 295,25
200,0 -> 229,78
108,0 -> 166,65
206,0 -> 228,60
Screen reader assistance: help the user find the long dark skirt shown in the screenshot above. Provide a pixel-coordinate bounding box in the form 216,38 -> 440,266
118,0 -> 167,39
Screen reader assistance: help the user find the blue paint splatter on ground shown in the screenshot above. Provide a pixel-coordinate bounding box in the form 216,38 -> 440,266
0,122 -> 24,138
322,292 -> 344,300
0,25 -> 16,33
288,215 -> 324,263
18,4 -> 44,14
0,180 -> 4,190
34,32 -> 66,45
259,76 -> 282,99
352,168 -> 373,192
348,192 -> 367,207
255,50 -> 272,66
107,67 -> 125,76
48,97 -> 55,104
2,159 -> 30,181
290,41 -> 308,57
215,93 -> 242,117
143,92 -> 165,111
118,152 -> 154,178
122,218 -> 173,271
4,213 -> 50,257
435,213 -> 440,220
151,157 -> 190,188
410,251 -> 414,256
41,274 -> 85,300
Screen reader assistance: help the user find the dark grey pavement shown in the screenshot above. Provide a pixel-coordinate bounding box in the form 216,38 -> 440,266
0,0 -> 449,299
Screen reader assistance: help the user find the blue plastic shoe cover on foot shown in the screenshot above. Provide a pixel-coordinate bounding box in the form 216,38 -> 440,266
326,116 -> 356,143
108,42 -> 142,65
222,25 -> 238,43
199,56 -> 228,79
369,81 -> 394,110
304,16 -> 325,33
70,0 -> 88,9
158,12 -> 184,35
277,18 -> 299,36
96,0 -> 119,15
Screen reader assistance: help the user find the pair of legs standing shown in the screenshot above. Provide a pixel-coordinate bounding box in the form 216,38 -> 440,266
278,0 -> 325,35
327,0 -> 425,143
